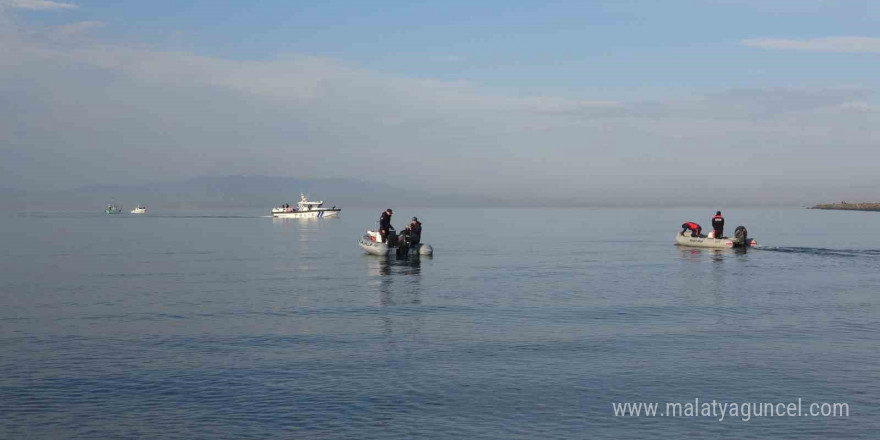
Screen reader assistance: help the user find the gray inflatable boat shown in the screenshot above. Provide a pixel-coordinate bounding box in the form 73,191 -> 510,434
359,227 -> 433,256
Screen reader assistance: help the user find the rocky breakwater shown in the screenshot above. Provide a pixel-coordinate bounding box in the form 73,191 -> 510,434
811,202 -> 880,212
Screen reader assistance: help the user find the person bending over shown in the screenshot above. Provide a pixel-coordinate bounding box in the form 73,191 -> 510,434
681,222 -> 702,237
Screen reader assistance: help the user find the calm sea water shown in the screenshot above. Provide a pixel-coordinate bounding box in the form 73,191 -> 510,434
1,207 -> 878,439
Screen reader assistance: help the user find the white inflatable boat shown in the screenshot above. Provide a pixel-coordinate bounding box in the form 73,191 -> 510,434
676,225 -> 757,249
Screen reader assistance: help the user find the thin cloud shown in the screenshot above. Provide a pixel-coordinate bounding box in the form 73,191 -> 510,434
430,54 -> 466,63
742,36 -> 880,53
52,20 -> 104,36
6,0 -> 77,10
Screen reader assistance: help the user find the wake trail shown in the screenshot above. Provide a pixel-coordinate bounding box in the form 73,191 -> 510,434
756,246 -> 880,258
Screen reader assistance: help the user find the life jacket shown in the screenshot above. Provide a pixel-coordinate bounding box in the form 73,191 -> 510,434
686,222 -> 700,230
713,214 -> 723,220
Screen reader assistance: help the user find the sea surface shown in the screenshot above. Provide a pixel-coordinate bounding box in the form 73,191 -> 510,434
1,207 -> 878,439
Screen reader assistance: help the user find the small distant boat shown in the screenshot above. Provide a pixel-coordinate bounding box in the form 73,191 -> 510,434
272,193 -> 341,219
105,202 -> 122,214
131,205 -> 147,214
675,226 -> 757,249
358,226 -> 433,256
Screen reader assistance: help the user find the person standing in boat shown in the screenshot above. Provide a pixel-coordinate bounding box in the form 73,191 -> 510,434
379,208 -> 393,243
680,222 -> 702,237
711,211 -> 724,238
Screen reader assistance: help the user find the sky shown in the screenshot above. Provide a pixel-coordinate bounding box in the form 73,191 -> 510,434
1,0 -> 879,205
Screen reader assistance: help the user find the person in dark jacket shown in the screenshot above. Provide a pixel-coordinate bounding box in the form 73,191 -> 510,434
404,217 -> 422,244
681,222 -> 702,237
379,209 -> 393,243
711,211 -> 724,238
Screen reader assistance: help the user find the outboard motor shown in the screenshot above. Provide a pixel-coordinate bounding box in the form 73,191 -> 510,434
734,226 -> 748,245
386,229 -> 399,246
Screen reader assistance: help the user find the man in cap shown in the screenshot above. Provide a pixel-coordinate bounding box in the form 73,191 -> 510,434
379,208 -> 393,243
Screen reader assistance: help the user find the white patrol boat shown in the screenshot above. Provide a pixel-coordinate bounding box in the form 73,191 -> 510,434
131,205 -> 147,214
359,226 -> 433,256
676,225 -> 757,249
272,193 -> 341,219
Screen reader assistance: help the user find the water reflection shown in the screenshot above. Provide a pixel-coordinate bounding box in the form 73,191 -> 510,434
675,246 -> 753,297
363,255 -> 426,356
678,247 -> 704,263
272,217 -> 326,254
271,217 -> 329,272
364,255 -> 423,306
364,254 -> 423,277
677,246 -> 751,262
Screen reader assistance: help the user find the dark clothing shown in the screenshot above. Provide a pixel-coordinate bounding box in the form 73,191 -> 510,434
379,211 -> 393,243
681,222 -> 702,237
406,221 -> 422,244
379,212 -> 392,230
712,214 -> 724,238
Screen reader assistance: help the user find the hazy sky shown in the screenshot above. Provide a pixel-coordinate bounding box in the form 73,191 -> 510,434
1,0 -> 878,204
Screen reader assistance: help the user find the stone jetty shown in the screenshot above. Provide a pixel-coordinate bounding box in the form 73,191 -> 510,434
811,202 -> 880,212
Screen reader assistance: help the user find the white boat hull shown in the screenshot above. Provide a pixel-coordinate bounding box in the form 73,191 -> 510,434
273,193 -> 339,218
675,233 -> 757,249
359,236 -> 394,255
131,208 -> 146,214
272,209 -> 340,219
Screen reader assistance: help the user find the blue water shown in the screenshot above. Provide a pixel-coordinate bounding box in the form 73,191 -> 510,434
1,208 -> 878,439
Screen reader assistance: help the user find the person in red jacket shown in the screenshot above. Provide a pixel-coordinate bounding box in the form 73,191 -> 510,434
711,211 -> 725,238
680,222 -> 702,237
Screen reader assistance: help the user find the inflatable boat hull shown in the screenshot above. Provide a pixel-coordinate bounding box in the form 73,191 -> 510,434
675,233 -> 757,249
358,236 -> 432,256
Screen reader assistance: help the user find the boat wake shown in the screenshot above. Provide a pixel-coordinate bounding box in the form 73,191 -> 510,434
756,246 -> 880,258
142,214 -> 262,219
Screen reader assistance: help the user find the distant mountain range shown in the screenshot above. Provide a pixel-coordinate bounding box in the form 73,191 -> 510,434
3,175 -> 515,210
